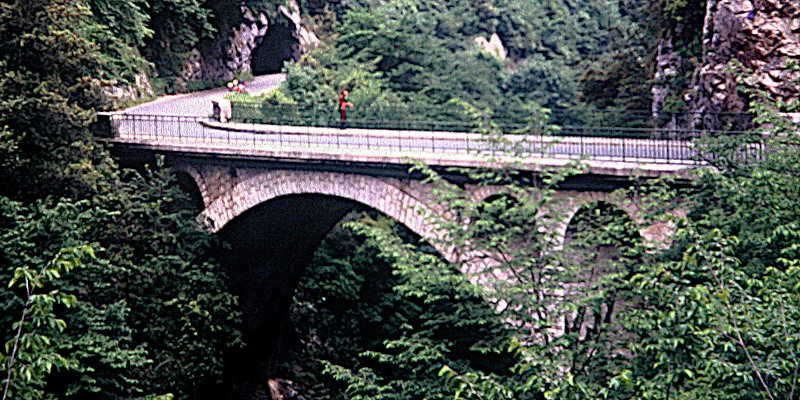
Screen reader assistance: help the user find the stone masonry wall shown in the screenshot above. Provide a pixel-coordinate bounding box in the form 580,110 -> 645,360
176,164 -> 668,260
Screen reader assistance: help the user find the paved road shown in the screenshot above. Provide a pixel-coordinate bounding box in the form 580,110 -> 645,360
124,74 -> 286,116
108,115 -> 704,166
105,74 -> 714,166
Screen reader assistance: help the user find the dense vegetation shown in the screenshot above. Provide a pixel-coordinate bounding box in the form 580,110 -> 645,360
2,0 -> 799,399
268,2 -> 800,398
0,1 -> 241,398
279,98 -> 800,400
249,0 -> 664,129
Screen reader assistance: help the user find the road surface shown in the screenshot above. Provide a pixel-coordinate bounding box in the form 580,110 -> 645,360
104,73 -> 718,167
123,74 -> 286,116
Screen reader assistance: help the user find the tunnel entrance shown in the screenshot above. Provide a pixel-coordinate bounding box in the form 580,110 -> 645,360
252,22 -> 298,75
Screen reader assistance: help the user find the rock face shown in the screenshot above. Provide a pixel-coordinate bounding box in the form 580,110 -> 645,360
179,1 -> 319,87
279,0 -> 320,61
267,378 -> 306,400
474,32 -> 508,60
651,36 -> 682,121
103,73 -> 154,106
688,0 -> 800,126
180,5 -> 270,85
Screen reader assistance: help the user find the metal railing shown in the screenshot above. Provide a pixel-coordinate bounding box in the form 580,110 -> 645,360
229,102 -> 756,136
94,112 -> 747,166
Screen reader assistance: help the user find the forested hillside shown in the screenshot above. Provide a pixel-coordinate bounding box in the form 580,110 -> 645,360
1,0 -> 800,400
0,1 -> 244,398
269,0 -> 658,127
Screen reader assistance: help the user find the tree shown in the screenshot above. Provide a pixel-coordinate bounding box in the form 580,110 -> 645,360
84,0 -> 154,83
304,110 -> 655,399
0,0 -> 108,200
423,92 -> 800,400
283,209 -> 514,400
0,1 -> 242,398
140,0 -> 216,78
617,96 -> 800,400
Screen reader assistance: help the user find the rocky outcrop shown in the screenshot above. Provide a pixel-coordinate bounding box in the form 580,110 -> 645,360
474,33 -> 508,60
178,0 -> 319,87
103,73 -> 154,106
279,0 -> 320,60
688,0 -> 800,127
651,36 -> 682,121
267,378 -> 306,400
180,5 -> 270,86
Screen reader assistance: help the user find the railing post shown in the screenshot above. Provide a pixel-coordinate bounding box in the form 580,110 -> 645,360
540,133 -> 544,157
666,134 -> 672,163
622,137 -> 626,162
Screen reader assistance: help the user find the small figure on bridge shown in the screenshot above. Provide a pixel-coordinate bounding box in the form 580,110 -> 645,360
338,89 -> 354,128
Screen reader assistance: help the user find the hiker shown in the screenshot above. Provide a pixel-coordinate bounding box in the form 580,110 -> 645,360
338,89 -> 354,128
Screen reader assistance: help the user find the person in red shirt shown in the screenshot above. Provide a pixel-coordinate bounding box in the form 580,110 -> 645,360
338,89 -> 354,128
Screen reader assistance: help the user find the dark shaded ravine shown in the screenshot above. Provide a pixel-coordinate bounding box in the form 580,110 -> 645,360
216,194 -> 358,399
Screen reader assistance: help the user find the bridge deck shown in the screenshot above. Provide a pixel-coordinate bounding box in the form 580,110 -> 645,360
100,113 -> 711,177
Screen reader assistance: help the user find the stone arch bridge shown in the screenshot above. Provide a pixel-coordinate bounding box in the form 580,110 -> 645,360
182,162 -> 676,258
105,114 -> 694,398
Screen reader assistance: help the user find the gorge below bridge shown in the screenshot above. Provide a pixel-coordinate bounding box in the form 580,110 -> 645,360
101,77 -> 704,397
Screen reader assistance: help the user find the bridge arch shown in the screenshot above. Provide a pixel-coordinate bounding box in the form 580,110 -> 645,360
173,169 -> 205,213
547,191 -> 651,246
200,169 -> 454,259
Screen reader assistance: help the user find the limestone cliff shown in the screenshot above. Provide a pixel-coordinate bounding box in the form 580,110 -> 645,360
474,33 -> 508,60
103,73 -> 154,107
688,0 -> 800,126
181,5 -> 270,84
279,0 -> 321,61
179,0 -> 319,87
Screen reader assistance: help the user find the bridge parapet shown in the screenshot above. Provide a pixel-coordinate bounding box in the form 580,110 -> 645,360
98,112 -> 728,178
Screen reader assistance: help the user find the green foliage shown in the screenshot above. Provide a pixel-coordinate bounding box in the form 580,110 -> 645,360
140,0 -> 216,78
403,94 -> 800,400
0,1 -> 243,398
285,211 -> 515,399
83,0 -> 154,83
282,107 -> 655,398
616,99 -> 800,400
504,55 -> 578,112
276,0 -> 669,131
0,198 -> 150,399
0,0 -> 108,200
87,163 -> 243,397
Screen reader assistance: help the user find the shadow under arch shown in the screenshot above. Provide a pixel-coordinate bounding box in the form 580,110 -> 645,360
216,193 -> 450,398
173,170 -> 205,214
560,200 -> 643,341
563,199 -> 643,278
564,200 -> 642,250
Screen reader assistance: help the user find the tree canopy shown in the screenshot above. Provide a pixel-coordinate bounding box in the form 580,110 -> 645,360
0,1 -> 241,398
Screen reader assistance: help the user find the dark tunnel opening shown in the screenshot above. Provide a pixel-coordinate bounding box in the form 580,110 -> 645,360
251,23 -> 298,75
